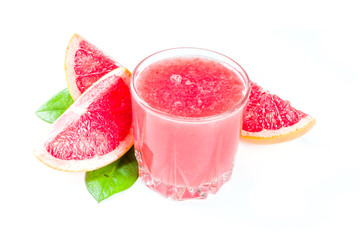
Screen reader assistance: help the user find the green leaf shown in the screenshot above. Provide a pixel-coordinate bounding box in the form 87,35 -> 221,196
85,147 -> 139,203
35,88 -> 74,123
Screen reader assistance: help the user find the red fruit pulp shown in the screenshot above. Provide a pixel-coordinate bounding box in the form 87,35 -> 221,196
46,75 -> 132,160
242,82 -> 307,132
74,40 -> 119,94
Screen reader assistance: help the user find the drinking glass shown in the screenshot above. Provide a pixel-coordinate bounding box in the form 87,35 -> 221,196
131,48 -> 250,200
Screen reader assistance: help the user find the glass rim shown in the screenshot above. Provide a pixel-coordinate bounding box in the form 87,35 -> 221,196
130,47 -> 251,122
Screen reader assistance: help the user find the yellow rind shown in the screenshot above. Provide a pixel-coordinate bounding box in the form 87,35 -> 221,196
34,139 -> 134,173
240,118 -> 316,144
65,33 -> 81,100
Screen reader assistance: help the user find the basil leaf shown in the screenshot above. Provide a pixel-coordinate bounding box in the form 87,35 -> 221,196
35,88 -> 74,123
85,147 -> 139,203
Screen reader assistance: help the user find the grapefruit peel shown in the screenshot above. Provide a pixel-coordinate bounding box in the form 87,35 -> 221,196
241,115 -> 315,144
34,68 -> 134,172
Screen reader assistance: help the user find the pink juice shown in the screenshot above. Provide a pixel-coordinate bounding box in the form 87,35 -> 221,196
131,48 -> 250,200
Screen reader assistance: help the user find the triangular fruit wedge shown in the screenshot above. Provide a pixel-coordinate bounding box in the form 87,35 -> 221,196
65,34 -> 121,100
34,68 -> 133,172
241,81 -> 315,144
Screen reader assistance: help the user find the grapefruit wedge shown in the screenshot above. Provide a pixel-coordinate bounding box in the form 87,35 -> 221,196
240,82 -> 315,144
34,68 -> 133,172
65,34 -> 121,100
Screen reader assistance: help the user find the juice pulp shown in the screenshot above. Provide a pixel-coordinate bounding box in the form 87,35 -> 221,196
136,57 -> 245,118
132,56 -> 247,200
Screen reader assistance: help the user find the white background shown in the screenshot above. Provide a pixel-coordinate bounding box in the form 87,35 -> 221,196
1,1 -> 359,239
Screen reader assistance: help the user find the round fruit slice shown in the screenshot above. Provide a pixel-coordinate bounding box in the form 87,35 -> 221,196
241,82 -> 315,144
34,68 -> 133,172
65,34 -> 121,100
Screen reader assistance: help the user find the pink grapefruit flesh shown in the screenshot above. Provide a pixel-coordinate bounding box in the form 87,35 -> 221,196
241,81 -> 315,144
34,68 -> 133,172
65,34 -> 121,100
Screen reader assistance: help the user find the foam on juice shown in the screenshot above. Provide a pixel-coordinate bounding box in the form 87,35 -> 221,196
136,57 -> 244,118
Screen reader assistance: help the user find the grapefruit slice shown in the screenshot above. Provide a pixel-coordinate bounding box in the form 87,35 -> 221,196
65,34 -> 121,100
34,68 -> 134,172
241,81 -> 315,144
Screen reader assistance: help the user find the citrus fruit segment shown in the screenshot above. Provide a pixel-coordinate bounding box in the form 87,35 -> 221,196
241,82 -> 315,144
34,68 -> 133,172
65,34 -> 121,100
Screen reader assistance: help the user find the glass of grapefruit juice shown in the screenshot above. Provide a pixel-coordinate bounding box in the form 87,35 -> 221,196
131,48 -> 250,200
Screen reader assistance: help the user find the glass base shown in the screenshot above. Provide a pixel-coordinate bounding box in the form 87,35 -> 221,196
137,160 -> 233,200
